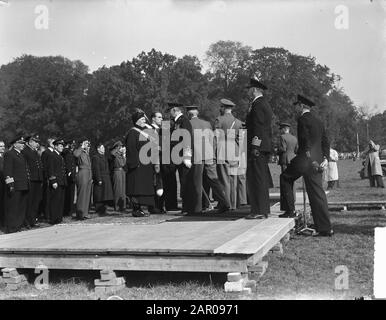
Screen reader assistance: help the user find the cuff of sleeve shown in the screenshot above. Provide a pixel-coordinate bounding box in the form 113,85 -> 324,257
5,177 -> 14,184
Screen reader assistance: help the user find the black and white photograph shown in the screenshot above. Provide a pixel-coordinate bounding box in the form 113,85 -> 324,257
0,0 -> 385,305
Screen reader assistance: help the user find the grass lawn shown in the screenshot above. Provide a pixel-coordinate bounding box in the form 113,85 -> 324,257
0,159 -> 384,300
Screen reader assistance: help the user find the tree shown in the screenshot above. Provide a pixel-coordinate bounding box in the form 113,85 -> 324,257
0,55 -> 89,142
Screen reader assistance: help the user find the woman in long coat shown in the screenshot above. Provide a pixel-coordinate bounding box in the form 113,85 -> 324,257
73,137 -> 92,220
125,109 -> 155,217
110,141 -> 126,212
363,140 -> 384,188
92,143 -> 114,215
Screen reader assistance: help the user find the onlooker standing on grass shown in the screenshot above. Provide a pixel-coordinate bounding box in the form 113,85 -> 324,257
62,140 -> 77,217
74,137 -> 92,220
363,140 -> 384,188
92,143 -> 114,215
325,147 -> 339,190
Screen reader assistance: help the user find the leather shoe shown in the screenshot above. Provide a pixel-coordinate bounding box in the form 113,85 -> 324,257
312,230 -> 334,237
279,211 -> 297,218
132,210 -> 145,217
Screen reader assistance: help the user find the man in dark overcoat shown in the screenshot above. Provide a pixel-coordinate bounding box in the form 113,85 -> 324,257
279,95 -> 333,237
92,143 -> 114,215
62,140 -> 77,217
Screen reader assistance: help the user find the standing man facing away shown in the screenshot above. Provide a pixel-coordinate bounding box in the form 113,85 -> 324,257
277,123 -> 298,173
279,95 -> 333,237
22,134 -> 44,228
41,137 -> 55,221
187,105 -> 230,215
215,98 -> 244,210
62,140 -> 77,217
245,78 -> 273,219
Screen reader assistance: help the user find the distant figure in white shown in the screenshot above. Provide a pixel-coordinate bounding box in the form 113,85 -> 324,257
324,147 -> 339,190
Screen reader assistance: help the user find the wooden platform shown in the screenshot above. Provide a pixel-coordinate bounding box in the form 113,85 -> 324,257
0,218 -> 294,273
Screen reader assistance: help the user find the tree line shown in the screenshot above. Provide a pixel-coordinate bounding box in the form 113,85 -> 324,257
0,40 -> 384,152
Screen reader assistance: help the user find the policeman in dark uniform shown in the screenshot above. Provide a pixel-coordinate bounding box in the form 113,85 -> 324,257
3,136 -> 30,233
47,139 -> 67,224
279,95 -> 333,237
22,134 -> 44,228
0,139 -> 5,228
245,78 -> 273,219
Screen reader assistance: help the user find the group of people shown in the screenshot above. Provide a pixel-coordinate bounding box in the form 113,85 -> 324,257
0,77 -> 338,237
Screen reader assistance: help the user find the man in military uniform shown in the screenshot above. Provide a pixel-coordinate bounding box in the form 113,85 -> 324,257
279,95 -> 333,237
47,139 -> 67,224
22,134 -> 44,228
245,78 -> 273,219
277,123 -> 298,173
214,98 -> 244,210
3,137 -> 30,233
186,105 -> 230,214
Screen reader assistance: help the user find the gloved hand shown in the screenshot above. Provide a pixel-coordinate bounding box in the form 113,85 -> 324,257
306,151 -> 311,158
154,164 -> 160,173
183,159 -> 192,168
320,158 -> 328,169
52,182 -> 58,189
251,148 -> 260,159
98,181 -> 102,185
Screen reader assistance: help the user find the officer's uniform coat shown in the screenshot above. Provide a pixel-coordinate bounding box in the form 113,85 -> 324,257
280,111 -> 332,232
47,150 -> 67,224
22,144 -> 43,226
3,149 -> 30,233
62,147 -> 76,216
245,95 -> 273,216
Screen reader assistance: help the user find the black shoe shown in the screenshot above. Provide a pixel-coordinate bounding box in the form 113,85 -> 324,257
149,207 -> 161,214
312,230 -> 334,237
132,210 -> 145,217
279,211 -> 296,218
216,206 -> 230,214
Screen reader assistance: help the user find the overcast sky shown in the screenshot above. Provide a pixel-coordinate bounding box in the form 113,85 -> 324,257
0,0 -> 385,112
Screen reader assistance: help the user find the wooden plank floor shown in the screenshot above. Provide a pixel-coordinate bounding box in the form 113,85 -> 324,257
0,218 -> 293,255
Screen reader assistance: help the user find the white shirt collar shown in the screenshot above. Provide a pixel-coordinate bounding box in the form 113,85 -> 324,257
252,93 -> 263,103
301,109 -> 310,116
174,113 -> 183,122
152,123 -> 159,129
48,147 -> 54,152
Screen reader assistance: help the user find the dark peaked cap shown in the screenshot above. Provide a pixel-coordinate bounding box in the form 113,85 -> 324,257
166,102 -> 183,111
53,139 -> 65,146
10,136 -> 26,145
293,94 -> 315,107
220,98 -> 235,107
185,105 -> 199,110
25,133 -> 41,143
279,122 -> 291,128
246,78 -> 268,90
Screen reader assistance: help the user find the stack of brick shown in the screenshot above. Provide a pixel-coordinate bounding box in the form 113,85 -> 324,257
224,272 -> 256,294
1,268 -> 28,291
94,270 -> 126,296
